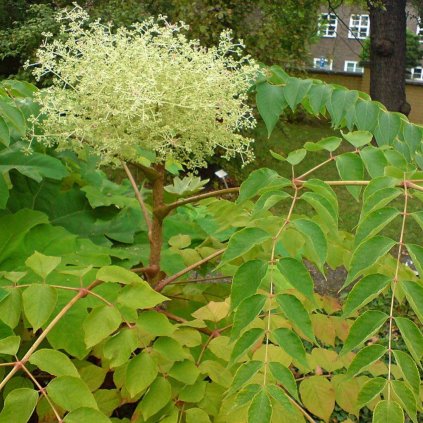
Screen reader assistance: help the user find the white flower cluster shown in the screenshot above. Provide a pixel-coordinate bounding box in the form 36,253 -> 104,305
29,6 -> 258,169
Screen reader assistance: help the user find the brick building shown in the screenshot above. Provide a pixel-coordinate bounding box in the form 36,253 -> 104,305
310,4 -> 423,80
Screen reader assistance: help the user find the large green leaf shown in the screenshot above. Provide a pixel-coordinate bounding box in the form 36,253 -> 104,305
227,362 -> 263,397
327,88 -> 358,127
300,191 -> 338,230
63,408 -> 111,423
272,328 -> 308,368
374,111 -> 401,146
83,305 -> 122,348
342,236 -> 396,289
335,153 -> 365,200
284,77 -> 312,110
0,388 -> 38,423
360,146 -> 388,178
391,381 -> 417,423
307,83 -> 332,115
0,115 -> 10,146
0,100 -> 26,137
373,400 -> 404,423
125,352 -> 158,397
354,100 -> 380,132
346,344 -> 387,378
406,243 -> 423,276
117,281 -> 168,310
276,294 -> 315,342
169,360 -> 199,385
268,362 -> 299,401
392,350 -> 420,396
47,376 -> 98,411
222,227 -> 271,263
394,317 -> 423,364
248,389 -> 272,423
266,384 -> 296,415
230,328 -> 264,365
0,335 -> 20,355
357,377 -> 386,408
25,251 -> 61,279
231,294 -> 266,340
343,274 -> 391,317
401,281 -> 423,324
341,310 -> 388,355
138,377 -> 172,420
256,82 -> 287,136
342,130 -> 373,148
277,258 -> 314,303
231,260 -> 268,310
29,349 -> 79,377
22,284 -> 57,331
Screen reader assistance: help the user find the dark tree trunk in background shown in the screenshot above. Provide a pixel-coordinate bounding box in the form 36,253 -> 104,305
368,0 -> 410,114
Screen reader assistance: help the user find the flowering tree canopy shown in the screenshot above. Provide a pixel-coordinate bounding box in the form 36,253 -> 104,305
29,6 -> 258,169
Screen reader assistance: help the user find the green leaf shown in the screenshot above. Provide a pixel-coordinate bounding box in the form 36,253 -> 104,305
63,407 -> 111,423
286,148 -> 306,166
96,265 -> 144,284
0,174 -> 8,209
346,344 -> 387,378
284,77 -> 312,111
272,328 -> 308,368
29,349 -> 79,377
374,111 -> 401,146
231,294 -> 266,340
0,335 -> 20,355
394,317 -> 423,364
248,390 -> 272,423
230,328 -> 264,365
342,130 -> 373,148
231,260 -> 268,310
118,281 -> 168,309
252,191 -> 291,214
276,294 -> 315,342
336,153 -> 365,200
266,384 -> 296,415
354,208 -> 400,248
0,101 -> 26,136
83,305 -> 122,348
139,377 -> 171,420
401,281 -> 423,324
327,88 -> 358,127
227,362 -> 263,396
268,362 -> 299,401
307,83 -> 332,115
47,376 -> 98,411
304,136 -> 342,152
406,243 -> 423,277
164,176 -> 208,196
357,377 -> 386,408
22,284 -> 57,331
137,311 -> 175,336
292,218 -> 327,271
231,384 -> 261,411
154,337 -> 187,362
0,149 -> 68,182
299,376 -> 335,422
125,352 -> 158,397
222,228 -> 271,263
303,179 -> 338,215
343,236 -> 396,289
392,350 -> 420,396
0,388 -> 38,423
343,274 -> 391,317
341,310 -> 388,355
103,328 -> 138,368
256,82 -> 287,136
391,381 -> 417,423
168,234 -> 191,249
237,168 -> 290,204
185,408 -> 211,423
373,400 -> 404,423
0,115 -> 10,146
354,100 -> 380,132
360,146 -> 388,178
301,191 -> 338,230
0,288 -> 22,328
169,360 -> 199,385
277,258 -> 314,303
25,251 -> 61,279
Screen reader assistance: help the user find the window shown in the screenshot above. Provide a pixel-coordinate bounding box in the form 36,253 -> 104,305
417,19 -> 423,43
344,61 -> 364,73
348,14 -> 370,39
410,67 -> 423,80
313,57 -> 333,70
319,13 -> 338,37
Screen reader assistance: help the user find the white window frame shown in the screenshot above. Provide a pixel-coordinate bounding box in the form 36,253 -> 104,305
319,13 -> 338,38
344,60 -> 364,73
313,57 -> 333,70
348,14 -> 370,39
417,19 -> 423,43
410,67 -> 423,81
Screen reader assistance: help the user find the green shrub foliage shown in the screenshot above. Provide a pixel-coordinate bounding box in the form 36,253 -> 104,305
0,24 -> 422,423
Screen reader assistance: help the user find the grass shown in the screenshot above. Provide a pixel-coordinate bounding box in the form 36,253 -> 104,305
221,118 -> 421,244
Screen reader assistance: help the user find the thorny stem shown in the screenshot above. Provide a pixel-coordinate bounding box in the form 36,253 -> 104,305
21,364 -> 63,423
263,186 -> 300,386
387,175 -> 409,400
0,279 -> 103,391
122,161 -> 152,241
155,248 -> 226,292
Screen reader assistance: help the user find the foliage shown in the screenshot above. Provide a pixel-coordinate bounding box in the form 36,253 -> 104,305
359,29 -> 423,70
28,7 -> 257,169
0,23 -> 423,423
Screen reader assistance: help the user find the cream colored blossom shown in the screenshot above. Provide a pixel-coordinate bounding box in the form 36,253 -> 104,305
28,6 -> 258,169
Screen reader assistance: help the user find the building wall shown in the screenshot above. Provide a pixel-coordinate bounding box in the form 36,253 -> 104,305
309,68 -> 423,124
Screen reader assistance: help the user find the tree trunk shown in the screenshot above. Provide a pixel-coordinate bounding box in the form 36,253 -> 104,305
368,0 -> 410,114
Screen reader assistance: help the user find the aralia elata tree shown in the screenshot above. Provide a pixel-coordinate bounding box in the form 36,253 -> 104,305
0,6 -> 421,423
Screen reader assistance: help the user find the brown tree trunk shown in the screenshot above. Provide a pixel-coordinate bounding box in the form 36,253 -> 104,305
368,0 -> 410,114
